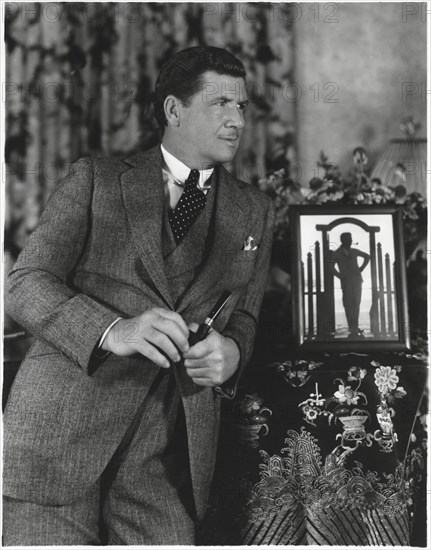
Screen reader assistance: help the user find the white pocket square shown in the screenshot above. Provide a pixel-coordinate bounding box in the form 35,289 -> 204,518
243,236 -> 258,251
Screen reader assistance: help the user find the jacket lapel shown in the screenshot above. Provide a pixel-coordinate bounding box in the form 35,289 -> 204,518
176,165 -> 248,314
120,146 -> 174,309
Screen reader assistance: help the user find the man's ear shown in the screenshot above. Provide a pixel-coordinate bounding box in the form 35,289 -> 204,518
164,95 -> 181,127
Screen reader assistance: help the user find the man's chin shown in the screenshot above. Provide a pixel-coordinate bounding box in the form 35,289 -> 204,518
215,147 -> 239,164
201,144 -> 239,166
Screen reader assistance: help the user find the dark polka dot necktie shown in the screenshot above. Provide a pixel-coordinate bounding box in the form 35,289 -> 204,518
168,169 -> 207,244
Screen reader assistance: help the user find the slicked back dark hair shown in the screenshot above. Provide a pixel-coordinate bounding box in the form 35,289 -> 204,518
154,46 -> 246,132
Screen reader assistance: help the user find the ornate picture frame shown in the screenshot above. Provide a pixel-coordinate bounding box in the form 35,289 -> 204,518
290,205 -> 410,352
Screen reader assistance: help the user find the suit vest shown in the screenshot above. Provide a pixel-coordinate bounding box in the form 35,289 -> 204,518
161,172 -> 217,308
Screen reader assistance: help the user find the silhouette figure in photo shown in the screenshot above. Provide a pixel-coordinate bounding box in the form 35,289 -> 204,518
330,232 -> 370,338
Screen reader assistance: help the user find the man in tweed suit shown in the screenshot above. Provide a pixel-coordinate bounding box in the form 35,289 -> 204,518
3,46 -> 274,545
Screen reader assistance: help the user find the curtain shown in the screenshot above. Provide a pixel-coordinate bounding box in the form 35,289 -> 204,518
5,2 -> 296,249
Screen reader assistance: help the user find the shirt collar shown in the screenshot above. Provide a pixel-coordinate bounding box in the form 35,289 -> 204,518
161,144 -> 214,189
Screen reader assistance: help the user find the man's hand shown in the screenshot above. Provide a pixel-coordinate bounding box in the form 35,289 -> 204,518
101,308 -> 189,368
183,325 -> 240,387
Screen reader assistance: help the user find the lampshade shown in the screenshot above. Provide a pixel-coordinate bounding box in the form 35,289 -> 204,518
372,137 -> 427,195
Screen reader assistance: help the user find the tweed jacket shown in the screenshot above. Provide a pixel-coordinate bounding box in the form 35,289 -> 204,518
4,145 -> 274,519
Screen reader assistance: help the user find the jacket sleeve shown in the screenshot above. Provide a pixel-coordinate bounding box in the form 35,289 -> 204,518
4,157 -> 120,373
219,197 -> 275,398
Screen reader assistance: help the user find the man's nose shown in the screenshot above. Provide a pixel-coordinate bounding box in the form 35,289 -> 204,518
226,107 -> 245,129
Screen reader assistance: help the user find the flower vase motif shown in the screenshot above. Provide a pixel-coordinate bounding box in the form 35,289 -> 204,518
374,405 -> 398,453
336,410 -> 373,451
373,363 -> 406,453
235,393 -> 272,448
236,423 -> 269,448
327,370 -> 371,447
296,364 -> 408,457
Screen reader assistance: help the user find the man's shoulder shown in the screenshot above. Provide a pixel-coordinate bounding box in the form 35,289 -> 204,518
69,155 -> 129,178
221,167 -> 273,213
90,156 -> 127,170
86,144 -> 161,173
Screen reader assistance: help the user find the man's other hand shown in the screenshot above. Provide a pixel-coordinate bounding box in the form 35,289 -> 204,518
102,308 -> 189,368
183,325 -> 240,386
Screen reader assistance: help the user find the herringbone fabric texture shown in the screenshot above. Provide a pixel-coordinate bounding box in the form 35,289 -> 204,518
3,145 -> 275,528
168,169 -> 206,243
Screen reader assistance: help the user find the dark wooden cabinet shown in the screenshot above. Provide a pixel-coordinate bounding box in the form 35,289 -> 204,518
198,351 -> 428,546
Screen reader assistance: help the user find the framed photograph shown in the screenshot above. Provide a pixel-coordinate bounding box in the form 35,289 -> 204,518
290,205 -> 410,352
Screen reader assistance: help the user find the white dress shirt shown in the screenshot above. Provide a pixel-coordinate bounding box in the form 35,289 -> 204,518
161,144 -> 214,210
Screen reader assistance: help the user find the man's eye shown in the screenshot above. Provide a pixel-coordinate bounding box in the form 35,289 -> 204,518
216,100 -> 227,107
238,103 -> 247,111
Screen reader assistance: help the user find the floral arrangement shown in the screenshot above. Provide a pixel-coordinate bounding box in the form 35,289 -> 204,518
272,359 -> 323,387
294,362 -> 408,455
372,362 -> 406,402
258,148 -> 427,244
259,146 -> 428,345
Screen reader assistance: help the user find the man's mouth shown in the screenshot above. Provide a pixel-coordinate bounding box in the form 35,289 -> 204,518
219,136 -> 239,147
